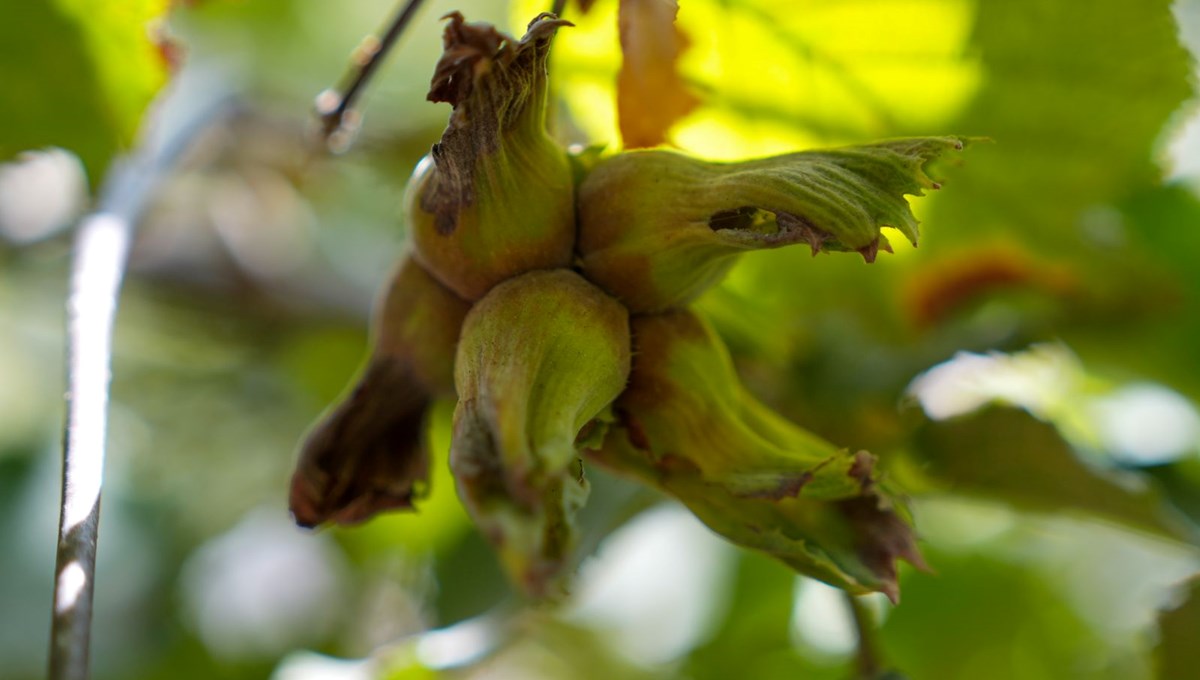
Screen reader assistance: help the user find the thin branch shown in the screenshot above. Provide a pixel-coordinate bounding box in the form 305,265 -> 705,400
845,592 -> 883,679
550,0 -> 568,18
48,80 -> 229,680
315,0 -> 428,147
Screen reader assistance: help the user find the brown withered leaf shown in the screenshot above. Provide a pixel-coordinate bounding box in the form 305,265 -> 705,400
617,0 -> 699,148
426,14 -> 507,108
427,12 -> 570,121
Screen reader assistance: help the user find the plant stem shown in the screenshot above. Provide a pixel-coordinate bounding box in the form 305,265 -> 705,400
846,592 -> 882,679
47,79 -> 228,680
316,0 -> 428,144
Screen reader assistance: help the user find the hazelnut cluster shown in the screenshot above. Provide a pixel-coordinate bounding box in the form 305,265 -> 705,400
290,12 -> 964,601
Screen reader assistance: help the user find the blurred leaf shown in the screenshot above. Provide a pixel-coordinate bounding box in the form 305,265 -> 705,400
458,615 -> 658,680
1062,184 -> 1200,400
901,0 -> 1199,435
432,527 -> 511,625
1120,184 -> 1200,298
880,549 -> 1128,680
1156,577 -> 1200,680
685,552 -> 849,680
672,0 -> 980,154
616,0 -> 698,148
1146,458 -> 1200,531
912,408 -> 1196,543
0,0 -> 171,184
928,0 -> 1191,248
531,0 -> 979,154
900,242 -> 1078,330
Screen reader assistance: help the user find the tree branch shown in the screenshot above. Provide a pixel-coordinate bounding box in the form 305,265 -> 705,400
315,0 -> 428,148
48,79 -> 229,680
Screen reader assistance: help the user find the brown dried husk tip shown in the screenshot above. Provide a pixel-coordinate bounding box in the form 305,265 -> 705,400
408,12 -> 577,300
289,258 -> 469,528
420,11 -> 571,234
290,360 -> 431,528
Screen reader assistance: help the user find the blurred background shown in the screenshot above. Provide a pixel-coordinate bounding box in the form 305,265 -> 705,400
3,0 -> 1200,678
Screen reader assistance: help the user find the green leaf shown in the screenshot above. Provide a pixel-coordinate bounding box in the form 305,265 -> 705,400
911,408 -> 1197,542
928,0 -> 1192,247
1061,184 -> 1200,401
515,0 -> 980,154
908,0 -> 1200,418
880,549 -> 1119,680
0,0 -> 170,185
684,553 -> 847,680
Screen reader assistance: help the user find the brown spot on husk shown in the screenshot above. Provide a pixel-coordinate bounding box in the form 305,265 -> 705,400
776,211 -> 833,256
738,471 -> 814,500
616,407 -> 652,451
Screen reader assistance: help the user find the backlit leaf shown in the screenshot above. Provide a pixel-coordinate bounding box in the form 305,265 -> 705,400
0,0 -> 170,184
912,408 -> 1197,542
